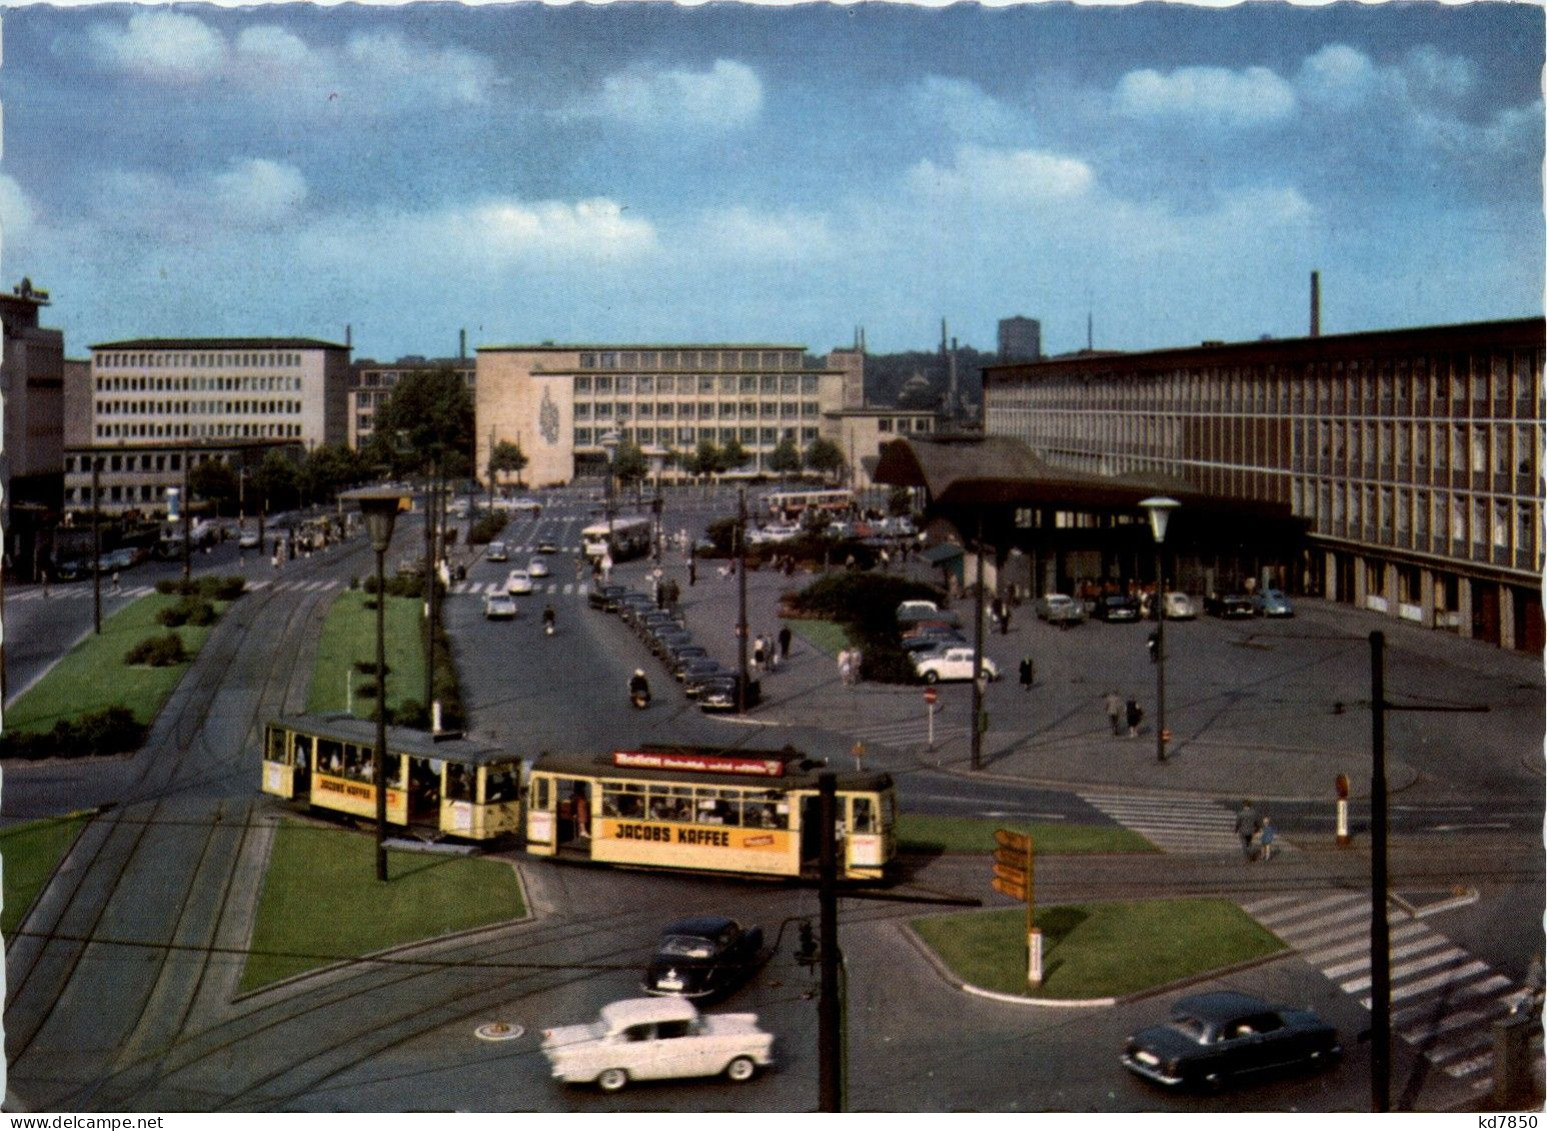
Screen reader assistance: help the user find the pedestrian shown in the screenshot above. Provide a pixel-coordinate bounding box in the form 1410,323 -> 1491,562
41,567 -> 50,598
753,635 -> 766,671
1147,630 -> 1159,663
1235,800 -> 1261,861
689,556 -> 697,586
838,650 -> 853,685
111,569 -> 121,595
1105,691 -> 1124,736
1019,656 -> 1034,691
778,624 -> 792,661
1125,698 -> 1142,738
1512,954 -> 1545,1015
1259,818 -> 1277,861
999,605 -> 1011,635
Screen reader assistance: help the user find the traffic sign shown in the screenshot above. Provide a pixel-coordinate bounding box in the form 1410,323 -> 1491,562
994,828 -> 1031,854
994,847 -> 1029,873
924,687 -> 938,705
992,876 -> 1028,901
994,862 -> 1028,887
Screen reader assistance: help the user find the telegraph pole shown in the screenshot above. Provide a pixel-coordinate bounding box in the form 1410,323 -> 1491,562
970,511 -> 986,770
817,772 -> 841,1111
1370,631 -> 1390,1112
736,486 -> 750,712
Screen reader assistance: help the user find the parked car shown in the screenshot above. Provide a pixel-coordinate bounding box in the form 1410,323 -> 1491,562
1205,592 -> 1257,619
483,593 -> 518,621
541,996 -> 774,1093
1035,594 -> 1086,625
669,644 -> 710,678
1121,991 -> 1340,1091
1252,589 -> 1295,617
238,529 -> 263,550
644,916 -> 766,1000
528,556 -> 550,578
505,569 -> 535,595
651,628 -> 694,659
588,584 -> 627,611
537,538 -> 559,554
511,497 -> 543,515
914,646 -> 999,684
901,619 -> 964,642
700,675 -> 763,712
1160,592 -> 1197,620
683,659 -> 733,698
486,541 -> 509,562
1095,595 -> 1142,622
896,599 -> 941,624
902,633 -> 963,655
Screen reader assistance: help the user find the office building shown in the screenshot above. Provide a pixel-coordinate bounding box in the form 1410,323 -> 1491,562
350,355 -> 476,449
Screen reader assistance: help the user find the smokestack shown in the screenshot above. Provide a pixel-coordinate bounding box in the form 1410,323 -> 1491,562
345,323 -> 352,349
1310,271 -> 1321,337
460,328 -> 467,359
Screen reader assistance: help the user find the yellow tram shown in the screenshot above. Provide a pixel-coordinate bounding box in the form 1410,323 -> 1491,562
262,713 -> 522,841
525,745 -> 896,880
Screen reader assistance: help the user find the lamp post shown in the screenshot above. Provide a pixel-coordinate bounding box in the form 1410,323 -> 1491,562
347,486 -> 408,882
1141,497 -> 1179,764
600,429 -> 620,577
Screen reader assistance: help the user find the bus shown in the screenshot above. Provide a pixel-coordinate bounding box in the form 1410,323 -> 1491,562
581,515 -> 653,562
524,745 -> 896,880
760,488 -> 852,520
262,713 -> 522,841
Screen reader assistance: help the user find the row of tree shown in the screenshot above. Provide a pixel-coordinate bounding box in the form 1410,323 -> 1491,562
601,435 -> 848,490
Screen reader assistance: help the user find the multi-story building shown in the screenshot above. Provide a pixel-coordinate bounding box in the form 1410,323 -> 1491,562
982,318 -> 1545,651
825,407 -> 942,490
350,355 -> 476,449
475,344 -> 857,487
1,279 -> 66,576
997,316 -> 1042,362
64,337 -> 350,515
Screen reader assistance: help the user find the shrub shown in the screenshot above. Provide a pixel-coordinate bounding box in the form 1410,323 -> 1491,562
469,513 -> 506,545
0,706 -> 147,760
200,576 -> 247,601
785,572 -> 946,686
157,596 -> 217,627
354,660 -> 390,676
125,634 -> 188,667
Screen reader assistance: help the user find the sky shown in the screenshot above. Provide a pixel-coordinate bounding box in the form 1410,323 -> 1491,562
0,1 -> 1541,362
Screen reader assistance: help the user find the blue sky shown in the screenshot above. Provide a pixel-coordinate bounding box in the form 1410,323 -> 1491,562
1,1 -> 1541,361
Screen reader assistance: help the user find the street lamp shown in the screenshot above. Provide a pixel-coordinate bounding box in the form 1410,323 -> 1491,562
600,429 -> 620,578
1141,496 -> 1179,764
346,486 -> 409,881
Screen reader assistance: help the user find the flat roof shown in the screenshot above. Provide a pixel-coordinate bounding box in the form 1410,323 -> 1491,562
477,342 -> 808,353
271,713 -> 514,767
91,337 -> 350,352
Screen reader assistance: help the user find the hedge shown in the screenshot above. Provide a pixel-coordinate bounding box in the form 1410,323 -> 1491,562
0,706 -> 147,760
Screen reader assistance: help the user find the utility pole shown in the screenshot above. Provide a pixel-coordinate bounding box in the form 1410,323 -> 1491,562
817,772 -> 841,1112
736,486 -> 750,713
1369,631 -> 1390,1112
181,453 -> 192,585
424,457 -> 439,718
91,458 -> 102,634
970,511 -> 986,770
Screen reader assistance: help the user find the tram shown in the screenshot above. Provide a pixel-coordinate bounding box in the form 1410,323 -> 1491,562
262,713 -> 522,841
524,745 -> 896,880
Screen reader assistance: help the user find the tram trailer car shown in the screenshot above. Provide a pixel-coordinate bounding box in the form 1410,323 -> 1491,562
525,745 -> 896,880
262,713 -> 522,841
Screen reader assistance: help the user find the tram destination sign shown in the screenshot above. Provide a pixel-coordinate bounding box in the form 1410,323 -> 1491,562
613,750 -> 786,777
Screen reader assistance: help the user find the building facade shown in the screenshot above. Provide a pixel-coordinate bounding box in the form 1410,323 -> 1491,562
350,355 -> 476,449
1,280 -> 66,577
825,407 -> 942,490
476,344 -> 857,487
65,337 -> 350,515
997,315 -> 1042,362
983,318 -> 1545,650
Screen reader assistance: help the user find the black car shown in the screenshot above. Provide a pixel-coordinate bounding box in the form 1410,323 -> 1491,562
1095,595 -> 1142,622
683,659 -> 733,698
1121,991 -> 1341,1091
536,538 -> 559,554
587,584 -> 628,611
642,916 -> 765,1000
902,633 -> 964,654
699,675 -> 762,712
650,628 -> 694,658
1204,593 -> 1257,619
669,645 -> 711,678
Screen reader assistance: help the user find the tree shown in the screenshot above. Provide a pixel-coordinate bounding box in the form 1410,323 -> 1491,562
487,440 -> 528,492
888,486 -> 914,517
688,439 -> 723,481
720,437 -> 750,473
254,448 -> 301,512
189,459 -> 238,516
805,437 -> 846,482
301,443 -> 367,505
367,366 -> 475,478
613,440 -> 649,490
768,436 -> 802,479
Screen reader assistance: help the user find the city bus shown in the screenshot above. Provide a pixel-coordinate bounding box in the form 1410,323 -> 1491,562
524,745 -> 896,880
760,488 -> 852,520
262,713 -> 522,841
581,515 -> 653,562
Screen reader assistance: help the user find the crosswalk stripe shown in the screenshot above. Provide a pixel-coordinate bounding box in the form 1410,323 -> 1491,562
1301,922 -> 1428,965
1341,946 -> 1472,993
1078,793 -> 1244,853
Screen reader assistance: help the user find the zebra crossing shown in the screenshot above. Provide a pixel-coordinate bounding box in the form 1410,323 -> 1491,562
845,711 -> 973,750
10,584 -> 158,602
10,577 -> 602,601
1077,792 -> 1249,854
1243,890 -> 1534,1089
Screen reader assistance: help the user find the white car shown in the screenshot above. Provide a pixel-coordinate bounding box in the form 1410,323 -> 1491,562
528,556 -> 550,578
486,541 -> 509,563
506,569 -> 535,595
1160,592 -> 1197,620
238,529 -> 262,550
914,646 -> 999,685
483,593 -> 517,620
541,996 -> 774,1093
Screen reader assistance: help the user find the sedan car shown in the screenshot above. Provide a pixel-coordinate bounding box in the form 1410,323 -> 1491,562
483,593 -> 518,621
238,529 -> 263,550
486,541 -> 509,562
699,675 -> 762,712
588,583 -> 628,611
914,646 -> 999,684
1035,594 -> 1086,625
643,916 -> 766,1000
1205,592 -> 1257,619
536,538 -> 559,554
541,996 -> 773,1094
683,659 -> 733,698
1253,589 -> 1295,617
528,556 -> 550,578
505,569 -> 535,595
1095,595 -> 1142,622
1121,991 -> 1340,1091
669,644 -> 711,678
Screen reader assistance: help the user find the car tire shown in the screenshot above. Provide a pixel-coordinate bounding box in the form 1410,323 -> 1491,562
596,1068 -> 629,1093
923,670 -> 939,685
725,1056 -> 757,1083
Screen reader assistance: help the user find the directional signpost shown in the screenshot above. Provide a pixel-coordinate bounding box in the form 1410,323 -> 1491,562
992,828 -> 1041,986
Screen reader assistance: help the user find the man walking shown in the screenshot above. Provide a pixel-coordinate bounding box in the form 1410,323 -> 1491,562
1105,691 -> 1123,735
1019,657 -> 1034,692
1235,800 -> 1261,861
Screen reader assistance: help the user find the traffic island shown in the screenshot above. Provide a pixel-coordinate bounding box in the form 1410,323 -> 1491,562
910,898 -> 1286,1002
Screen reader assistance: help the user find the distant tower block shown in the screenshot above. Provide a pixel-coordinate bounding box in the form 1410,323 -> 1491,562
1310,271 -> 1321,337
998,316 -> 1041,361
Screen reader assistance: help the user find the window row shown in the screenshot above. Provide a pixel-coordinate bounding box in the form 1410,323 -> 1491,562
1294,480 -> 1538,553
573,400 -> 821,421
96,351 -> 309,370
598,780 -> 791,828
578,350 -> 805,372
574,426 -> 818,448
95,374 -> 305,393
95,422 -> 303,440
1299,419 -> 1537,478
97,399 -> 303,417
573,373 -> 822,395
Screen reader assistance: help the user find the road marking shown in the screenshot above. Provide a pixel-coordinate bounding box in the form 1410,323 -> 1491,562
1077,792 -> 1245,854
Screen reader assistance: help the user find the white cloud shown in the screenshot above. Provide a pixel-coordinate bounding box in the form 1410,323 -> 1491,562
0,175 -> 38,241
587,59 -> 763,130
344,31 -> 493,106
212,159 -> 308,227
906,145 -> 1095,204
1296,44 -> 1381,110
88,10 -> 227,82
693,206 -> 834,262
1402,45 -> 1476,103
906,76 -> 1016,140
235,25 -> 315,70
1114,64 -> 1296,127
92,159 -> 307,236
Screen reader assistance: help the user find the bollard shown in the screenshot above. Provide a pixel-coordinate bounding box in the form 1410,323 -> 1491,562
1335,773 -> 1351,847
1492,1012 -> 1536,1108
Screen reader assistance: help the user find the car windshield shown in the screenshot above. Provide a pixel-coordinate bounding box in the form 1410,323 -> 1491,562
658,934 -> 717,959
1166,1015 -> 1213,1043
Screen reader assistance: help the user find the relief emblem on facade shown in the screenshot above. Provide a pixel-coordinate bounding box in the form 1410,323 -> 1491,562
539,388 -> 560,446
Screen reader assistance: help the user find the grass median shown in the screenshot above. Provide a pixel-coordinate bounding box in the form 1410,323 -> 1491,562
239,820 -> 526,991
307,590 -> 428,718
4,594 -> 221,734
898,814 -> 1156,856
913,898 -> 1285,1000
0,814 -> 91,936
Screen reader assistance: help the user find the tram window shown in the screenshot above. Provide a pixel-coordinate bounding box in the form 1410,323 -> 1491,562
746,790 -> 786,829
484,766 -> 519,803
267,728 -> 287,762
695,788 -> 742,827
318,738 -> 344,775
529,775 -> 551,811
602,782 -> 644,818
446,764 -> 476,802
647,786 -> 692,821
852,797 -> 876,834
